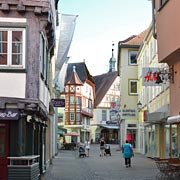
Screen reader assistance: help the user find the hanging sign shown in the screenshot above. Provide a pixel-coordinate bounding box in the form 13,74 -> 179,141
51,99 -> 65,107
142,67 -> 162,86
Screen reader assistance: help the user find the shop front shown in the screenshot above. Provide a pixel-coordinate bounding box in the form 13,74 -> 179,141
100,124 -> 119,144
167,115 -> 180,158
145,111 -> 169,158
0,97 -> 48,179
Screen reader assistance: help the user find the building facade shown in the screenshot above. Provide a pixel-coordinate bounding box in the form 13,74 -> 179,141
117,31 -> 147,149
0,0 -> 58,179
64,62 -> 95,143
137,24 -> 170,158
153,0 -> 180,158
92,71 -> 120,144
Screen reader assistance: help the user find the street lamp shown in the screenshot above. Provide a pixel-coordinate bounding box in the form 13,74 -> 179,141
137,101 -> 142,112
117,111 -> 122,150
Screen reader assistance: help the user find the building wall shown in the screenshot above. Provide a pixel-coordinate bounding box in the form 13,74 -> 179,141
119,48 -> 138,118
0,73 -> 26,98
155,0 -> 180,64
137,24 -> 170,157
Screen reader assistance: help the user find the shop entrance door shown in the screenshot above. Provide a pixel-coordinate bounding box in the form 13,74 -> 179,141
0,122 -> 9,180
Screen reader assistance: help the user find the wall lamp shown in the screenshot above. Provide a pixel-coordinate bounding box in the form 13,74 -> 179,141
137,101 -> 142,112
155,66 -> 174,84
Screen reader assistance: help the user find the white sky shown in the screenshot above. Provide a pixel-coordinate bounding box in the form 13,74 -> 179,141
58,0 -> 152,76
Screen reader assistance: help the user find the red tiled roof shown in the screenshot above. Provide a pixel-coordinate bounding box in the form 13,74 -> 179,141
119,29 -> 148,46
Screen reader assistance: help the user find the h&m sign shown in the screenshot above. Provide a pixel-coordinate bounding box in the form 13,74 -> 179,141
0,109 -> 19,120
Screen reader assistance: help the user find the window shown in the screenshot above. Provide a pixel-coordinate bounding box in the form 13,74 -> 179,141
76,113 -> 80,121
76,96 -> 81,104
70,112 -> 75,121
0,28 -> 25,68
0,31 -> 2,54
102,110 -> 107,121
129,80 -> 138,95
40,33 -> 50,84
129,51 -> 138,65
70,95 -> 74,104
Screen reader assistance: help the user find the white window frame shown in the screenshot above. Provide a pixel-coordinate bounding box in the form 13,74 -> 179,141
70,112 -> 75,121
129,50 -> 138,65
129,80 -> 138,95
102,110 -> 107,121
0,28 -> 26,69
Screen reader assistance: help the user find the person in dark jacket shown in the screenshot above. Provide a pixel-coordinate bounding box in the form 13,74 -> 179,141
122,140 -> 134,168
99,137 -> 105,157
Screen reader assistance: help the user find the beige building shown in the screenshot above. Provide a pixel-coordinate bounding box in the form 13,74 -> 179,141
137,24 -> 170,158
117,31 -> 147,149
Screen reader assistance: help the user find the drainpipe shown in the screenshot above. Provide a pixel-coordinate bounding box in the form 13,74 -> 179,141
152,0 -> 157,39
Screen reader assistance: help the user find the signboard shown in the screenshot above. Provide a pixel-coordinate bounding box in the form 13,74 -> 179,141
51,99 -> 65,107
0,109 -> 19,120
142,68 -> 162,86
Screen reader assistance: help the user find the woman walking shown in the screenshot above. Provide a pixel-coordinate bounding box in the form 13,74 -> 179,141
122,140 -> 134,168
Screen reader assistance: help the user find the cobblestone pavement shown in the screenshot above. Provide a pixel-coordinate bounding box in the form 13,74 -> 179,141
41,144 -> 158,180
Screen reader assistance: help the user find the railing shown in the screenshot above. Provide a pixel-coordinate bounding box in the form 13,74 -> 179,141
8,155 -> 40,180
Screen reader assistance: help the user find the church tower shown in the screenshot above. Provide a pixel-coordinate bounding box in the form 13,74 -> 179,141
109,42 -> 116,72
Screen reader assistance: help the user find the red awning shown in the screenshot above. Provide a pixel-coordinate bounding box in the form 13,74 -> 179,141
64,132 -> 79,136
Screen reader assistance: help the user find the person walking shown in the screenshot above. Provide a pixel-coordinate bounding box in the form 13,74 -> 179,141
99,137 -> 105,157
122,140 -> 134,168
85,139 -> 91,157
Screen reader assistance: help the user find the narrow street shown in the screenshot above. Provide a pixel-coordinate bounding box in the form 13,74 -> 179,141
41,144 -> 158,180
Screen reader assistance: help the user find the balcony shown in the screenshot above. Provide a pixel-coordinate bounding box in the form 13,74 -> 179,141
81,107 -> 93,117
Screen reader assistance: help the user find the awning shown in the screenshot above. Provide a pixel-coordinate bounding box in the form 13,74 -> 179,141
100,125 -> 119,129
147,112 -> 168,123
167,115 -> 180,124
64,132 -> 79,136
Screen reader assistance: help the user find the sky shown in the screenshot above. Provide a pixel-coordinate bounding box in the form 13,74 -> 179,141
58,0 -> 152,76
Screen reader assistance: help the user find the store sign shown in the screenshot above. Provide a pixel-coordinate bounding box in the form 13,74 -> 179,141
142,67 -> 162,86
0,109 -> 19,120
51,99 -> 65,107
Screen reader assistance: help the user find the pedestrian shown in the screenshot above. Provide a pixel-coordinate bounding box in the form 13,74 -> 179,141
99,137 -> 105,157
122,140 -> 134,168
85,139 -> 91,157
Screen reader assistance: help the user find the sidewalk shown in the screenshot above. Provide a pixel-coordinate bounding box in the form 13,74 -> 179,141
41,144 -> 158,180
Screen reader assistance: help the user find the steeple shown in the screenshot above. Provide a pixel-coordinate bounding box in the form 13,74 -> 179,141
109,42 -> 116,72
66,66 -> 83,85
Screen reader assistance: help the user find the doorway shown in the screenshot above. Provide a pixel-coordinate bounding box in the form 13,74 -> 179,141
0,122 -> 9,180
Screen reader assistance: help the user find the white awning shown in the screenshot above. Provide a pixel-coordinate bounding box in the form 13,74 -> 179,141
101,125 -> 119,129
167,115 -> 180,124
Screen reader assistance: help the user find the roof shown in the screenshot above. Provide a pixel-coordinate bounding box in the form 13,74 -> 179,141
118,29 -> 148,47
65,62 -> 95,85
65,66 -> 83,85
93,71 -> 118,107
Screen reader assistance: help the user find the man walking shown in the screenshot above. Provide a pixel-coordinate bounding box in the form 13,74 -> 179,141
122,140 -> 134,168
